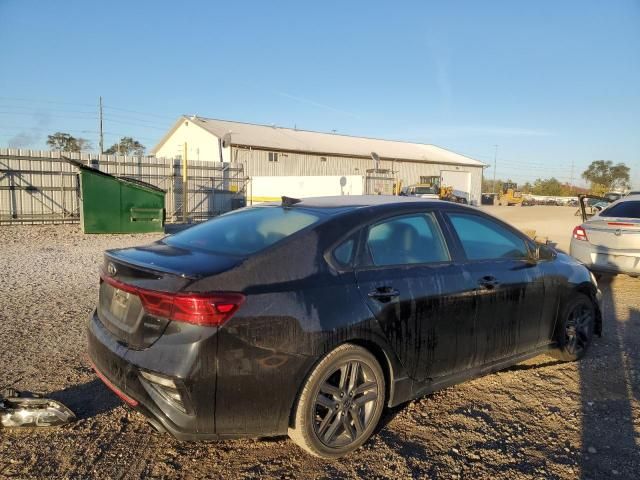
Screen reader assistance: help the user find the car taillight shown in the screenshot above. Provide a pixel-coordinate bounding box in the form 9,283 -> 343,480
573,226 -> 588,241
100,273 -> 244,326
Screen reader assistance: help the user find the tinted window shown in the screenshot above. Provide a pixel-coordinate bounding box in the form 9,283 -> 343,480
366,213 -> 449,266
334,238 -> 355,266
448,213 -> 529,260
600,201 -> 640,219
165,207 -> 320,255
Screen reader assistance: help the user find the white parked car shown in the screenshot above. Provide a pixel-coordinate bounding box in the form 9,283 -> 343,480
570,195 -> 640,277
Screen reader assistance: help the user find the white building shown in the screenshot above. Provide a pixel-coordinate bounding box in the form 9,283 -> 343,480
152,116 -> 486,204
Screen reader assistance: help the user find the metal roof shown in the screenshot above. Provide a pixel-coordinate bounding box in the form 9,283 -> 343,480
153,116 -> 486,167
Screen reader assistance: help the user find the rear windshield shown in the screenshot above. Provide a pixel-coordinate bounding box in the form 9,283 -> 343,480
164,207 -> 321,255
600,201 -> 640,219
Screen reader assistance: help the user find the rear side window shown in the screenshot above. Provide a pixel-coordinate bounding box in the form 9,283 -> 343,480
366,213 -> 449,266
333,238 -> 355,266
448,213 -> 529,261
165,207 -> 320,255
600,201 -> 640,219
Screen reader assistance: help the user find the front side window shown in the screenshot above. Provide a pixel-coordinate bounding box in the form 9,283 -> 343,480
165,207 -> 319,255
447,213 -> 529,260
366,213 -> 449,266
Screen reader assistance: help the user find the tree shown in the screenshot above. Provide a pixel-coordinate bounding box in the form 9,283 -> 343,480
104,137 -> 145,156
529,177 -> 575,196
46,132 -> 81,152
582,160 -> 630,192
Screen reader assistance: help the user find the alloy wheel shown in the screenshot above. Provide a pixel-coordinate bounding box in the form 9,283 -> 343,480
312,360 -> 380,448
564,303 -> 593,356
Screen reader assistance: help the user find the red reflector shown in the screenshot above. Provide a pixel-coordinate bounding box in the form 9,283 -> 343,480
89,360 -> 139,407
216,303 -> 236,314
100,271 -> 245,327
573,226 -> 588,241
607,222 -> 635,227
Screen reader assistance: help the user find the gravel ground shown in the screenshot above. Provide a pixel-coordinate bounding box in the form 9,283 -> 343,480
0,220 -> 639,480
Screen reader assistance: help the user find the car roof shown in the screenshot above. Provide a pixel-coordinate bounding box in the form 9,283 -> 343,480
301,195 -> 444,207
261,195 -> 445,210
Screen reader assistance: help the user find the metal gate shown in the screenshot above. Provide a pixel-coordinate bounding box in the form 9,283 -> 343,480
364,169 -> 396,195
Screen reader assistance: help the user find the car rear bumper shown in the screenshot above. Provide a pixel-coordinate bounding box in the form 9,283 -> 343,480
87,309 -> 313,440
87,309 -> 229,440
570,240 -> 640,275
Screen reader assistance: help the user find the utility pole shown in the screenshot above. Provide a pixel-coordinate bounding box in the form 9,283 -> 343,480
569,159 -> 575,194
493,145 -> 498,193
99,96 -> 104,154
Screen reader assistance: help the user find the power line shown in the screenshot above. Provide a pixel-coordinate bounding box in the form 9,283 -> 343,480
101,116 -> 167,130
0,96 -> 96,108
103,104 -> 176,121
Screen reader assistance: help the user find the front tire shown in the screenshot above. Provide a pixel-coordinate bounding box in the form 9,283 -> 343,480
288,344 -> 386,458
553,293 -> 596,361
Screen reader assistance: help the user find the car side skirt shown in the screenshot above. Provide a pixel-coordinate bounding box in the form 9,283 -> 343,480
410,343 -> 557,401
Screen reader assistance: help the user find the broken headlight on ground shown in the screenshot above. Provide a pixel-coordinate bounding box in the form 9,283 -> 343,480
0,389 -> 76,428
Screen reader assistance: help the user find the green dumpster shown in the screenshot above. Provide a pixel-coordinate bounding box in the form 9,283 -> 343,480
70,159 -> 165,234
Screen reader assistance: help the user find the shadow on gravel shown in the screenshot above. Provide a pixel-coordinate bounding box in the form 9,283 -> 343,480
579,276 -> 640,479
49,379 -> 120,419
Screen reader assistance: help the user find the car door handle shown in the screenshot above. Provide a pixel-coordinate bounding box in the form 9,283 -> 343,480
477,276 -> 500,290
368,287 -> 400,300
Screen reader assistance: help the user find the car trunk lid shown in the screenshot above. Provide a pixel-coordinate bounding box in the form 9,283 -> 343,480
584,218 -> 640,250
98,243 -> 244,348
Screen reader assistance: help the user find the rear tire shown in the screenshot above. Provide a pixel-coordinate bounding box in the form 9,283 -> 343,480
288,344 -> 386,459
552,293 -> 596,361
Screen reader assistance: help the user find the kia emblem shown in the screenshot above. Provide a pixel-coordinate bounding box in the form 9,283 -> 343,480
107,262 -> 117,276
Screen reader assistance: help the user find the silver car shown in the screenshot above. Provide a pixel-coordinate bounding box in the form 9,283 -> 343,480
570,195 -> 640,276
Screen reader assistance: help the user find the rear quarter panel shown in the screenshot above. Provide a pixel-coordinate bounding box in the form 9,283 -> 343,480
187,212 -> 407,435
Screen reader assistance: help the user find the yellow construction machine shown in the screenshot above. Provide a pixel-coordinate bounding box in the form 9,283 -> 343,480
498,182 -> 523,206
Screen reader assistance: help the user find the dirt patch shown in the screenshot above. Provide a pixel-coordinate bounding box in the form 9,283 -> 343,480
1,223 -> 638,479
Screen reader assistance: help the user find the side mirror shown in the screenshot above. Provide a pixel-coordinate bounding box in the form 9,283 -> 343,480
537,244 -> 556,261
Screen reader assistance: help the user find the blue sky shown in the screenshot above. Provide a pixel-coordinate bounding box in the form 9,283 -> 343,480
1,0 -> 638,187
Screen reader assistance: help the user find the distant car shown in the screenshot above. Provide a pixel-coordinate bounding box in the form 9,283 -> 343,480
626,190 -> 640,197
88,196 -> 602,458
571,195 -> 640,277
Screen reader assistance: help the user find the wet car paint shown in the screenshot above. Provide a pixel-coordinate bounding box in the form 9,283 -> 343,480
87,198 -> 602,440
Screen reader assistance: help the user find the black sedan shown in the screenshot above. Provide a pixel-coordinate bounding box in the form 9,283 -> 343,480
87,196 -> 602,458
